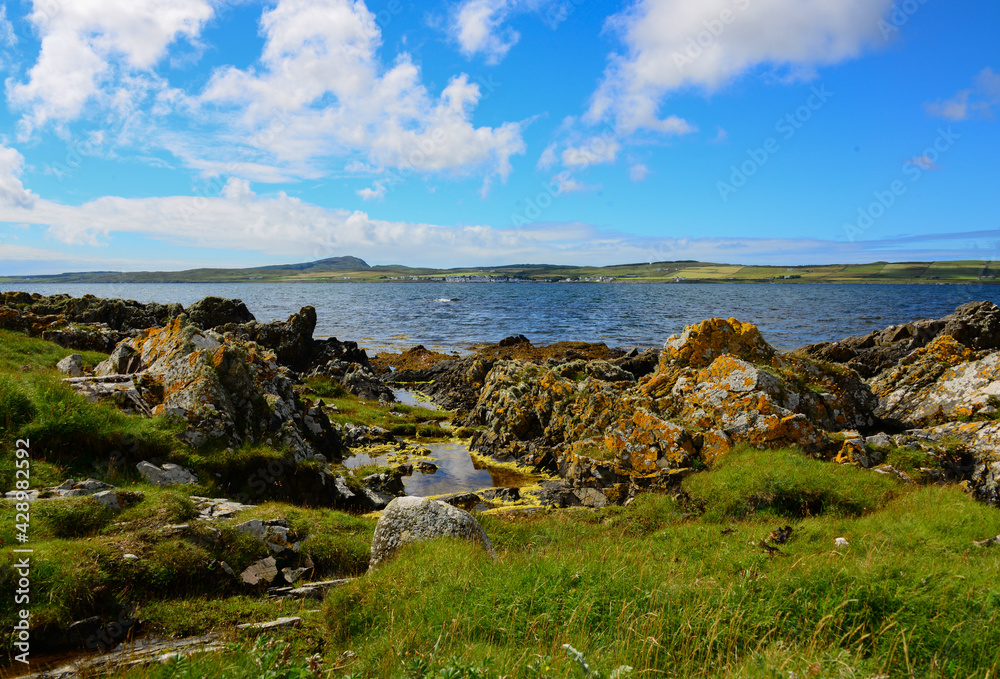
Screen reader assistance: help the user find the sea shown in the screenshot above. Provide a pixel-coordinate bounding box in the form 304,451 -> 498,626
2,282 -> 996,354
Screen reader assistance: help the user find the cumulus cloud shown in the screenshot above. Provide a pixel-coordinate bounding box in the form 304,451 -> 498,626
925,67 -> 1000,121
562,137 -> 620,168
199,0 -> 525,185
588,0 -> 894,133
0,144 -> 38,209
7,0 -> 214,134
357,181 -> 387,201
452,0 -> 519,64
221,177 -> 255,201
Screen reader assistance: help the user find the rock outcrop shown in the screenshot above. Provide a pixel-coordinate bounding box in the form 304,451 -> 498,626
468,317 -> 879,503
87,317 -> 342,460
800,301 -> 1000,378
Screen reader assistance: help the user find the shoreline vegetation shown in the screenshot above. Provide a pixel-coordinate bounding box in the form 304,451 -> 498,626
1,291 -> 1000,678
3,256 -> 1000,286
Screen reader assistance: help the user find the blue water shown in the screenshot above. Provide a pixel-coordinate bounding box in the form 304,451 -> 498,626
2,281 -> 995,353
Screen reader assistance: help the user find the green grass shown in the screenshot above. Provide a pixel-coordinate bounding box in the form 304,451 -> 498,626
314,484 -> 1000,678
682,445 -> 899,521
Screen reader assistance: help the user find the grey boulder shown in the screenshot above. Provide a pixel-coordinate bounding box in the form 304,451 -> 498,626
369,496 -> 496,570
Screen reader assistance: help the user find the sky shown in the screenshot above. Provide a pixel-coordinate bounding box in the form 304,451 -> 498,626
0,0 -> 998,274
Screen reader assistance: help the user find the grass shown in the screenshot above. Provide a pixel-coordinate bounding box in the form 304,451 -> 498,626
682,446 -> 898,521
0,493 -> 375,641
314,482 -> 1000,678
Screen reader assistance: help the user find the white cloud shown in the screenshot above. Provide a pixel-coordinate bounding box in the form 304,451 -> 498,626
221,177 -> 255,201
0,144 -> 38,209
588,0 -> 894,134
452,0 -> 519,64
562,137 -> 620,168
7,0 -> 214,134
925,67 -> 1000,121
629,163 -> 650,182
553,173 -> 596,194
0,5 -> 15,48
536,142 -> 558,170
357,181 -> 387,201
198,0 -> 525,184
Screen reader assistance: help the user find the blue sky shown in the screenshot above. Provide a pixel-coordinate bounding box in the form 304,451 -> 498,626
0,0 -> 998,273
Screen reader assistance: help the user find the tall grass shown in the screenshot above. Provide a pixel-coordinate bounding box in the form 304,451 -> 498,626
321,484 -> 1000,678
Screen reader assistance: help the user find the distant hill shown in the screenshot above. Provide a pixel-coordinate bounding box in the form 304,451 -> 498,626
2,257 -> 999,285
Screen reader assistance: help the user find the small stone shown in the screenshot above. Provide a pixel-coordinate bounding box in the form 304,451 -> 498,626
241,557 -> 278,586
123,553 -> 140,561
136,461 -> 198,486
236,617 -> 301,632
56,354 -> 85,377
92,490 -> 122,511
834,537 -> 850,548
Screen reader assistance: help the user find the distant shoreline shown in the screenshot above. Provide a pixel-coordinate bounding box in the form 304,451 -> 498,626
4,256 -> 999,286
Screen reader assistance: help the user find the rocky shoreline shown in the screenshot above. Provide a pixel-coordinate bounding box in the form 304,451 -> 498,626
2,291 -> 998,512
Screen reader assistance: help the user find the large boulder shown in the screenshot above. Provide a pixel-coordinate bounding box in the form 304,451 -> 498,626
368,496 -> 496,570
215,306 -> 317,370
871,335 -> 998,427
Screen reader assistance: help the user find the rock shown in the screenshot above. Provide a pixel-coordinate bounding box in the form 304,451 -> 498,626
234,519 -> 300,553
871,336 -> 1000,427
281,566 -> 309,584
369,496 -> 497,570
363,471 -> 406,497
136,461 -> 199,486
97,343 -> 143,376
123,554 -> 140,561
91,317 -> 343,461
415,461 -> 438,474
387,355 -> 496,414
973,535 -> 1000,548
216,306 -> 316,370
800,301 -> 1000,378
241,557 -> 279,586
236,617 -> 301,632
5,478 -> 122,503
360,486 -> 395,511
834,436 -> 883,469
91,490 -> 123,511
185,297 -> 255,329
63,375 -> 151,415
834,537 -> 850,547
190,496 -> 257,521
573,487 -> 608,508
436,492 -> 481,510
342,363 -> 395,402
56,354 -> 84,377
499,334 -> 530,347
479,487 -> 520,503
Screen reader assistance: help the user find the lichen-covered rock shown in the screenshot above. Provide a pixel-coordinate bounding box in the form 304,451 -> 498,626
216,306 -> 317,370
87,318 -> 343,461
800,301 -> 1000,378
468,317 -> 882,497
368,496 -> 496,570
871,336 -> 1000,427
